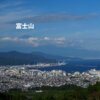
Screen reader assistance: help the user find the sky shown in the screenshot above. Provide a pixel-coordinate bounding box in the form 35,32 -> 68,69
0,0 -> 100,58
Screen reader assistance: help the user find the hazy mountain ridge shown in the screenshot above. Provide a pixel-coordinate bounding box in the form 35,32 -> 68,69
0,51 -> 100,66
0,51 -> 58,65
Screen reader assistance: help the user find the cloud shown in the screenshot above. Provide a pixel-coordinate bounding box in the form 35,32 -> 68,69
8,13 -> 100,24
0,1 -> 22,10
53,37 -> 66,45
1,36 -> 100,51
0,36 -> 66,47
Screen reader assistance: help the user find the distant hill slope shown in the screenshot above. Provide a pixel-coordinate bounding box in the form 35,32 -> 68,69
0,51 -> 58,65
1,51 -> 99,66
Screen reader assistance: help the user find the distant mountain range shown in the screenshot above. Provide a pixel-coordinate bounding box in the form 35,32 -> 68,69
0,51 -> 59,65
0,51 -> 100,66
0,51 -> 84,66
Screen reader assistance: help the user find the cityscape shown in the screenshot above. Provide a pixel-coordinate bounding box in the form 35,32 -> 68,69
0,65 -> 100,92
0,0 -> 100,99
